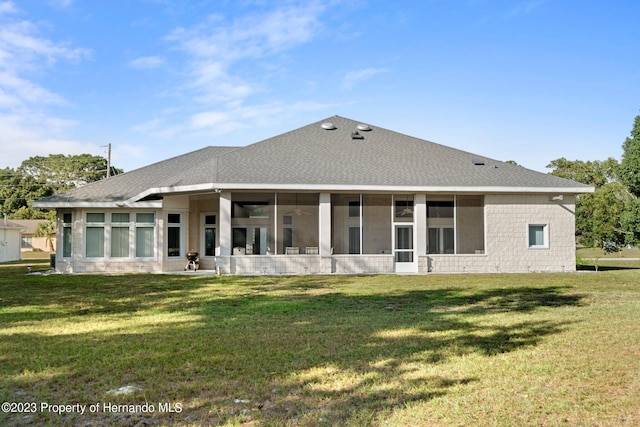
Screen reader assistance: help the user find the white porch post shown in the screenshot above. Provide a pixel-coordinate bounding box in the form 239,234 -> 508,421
415,193 -> 427,256
319,192 -> 331,257
219,191 -> 231,256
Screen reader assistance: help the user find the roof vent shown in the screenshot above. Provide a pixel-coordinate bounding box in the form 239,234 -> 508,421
357,124 -> 371,131
321,122 -> 336,130
472,158 -> 485,166
351,131 -> 364,140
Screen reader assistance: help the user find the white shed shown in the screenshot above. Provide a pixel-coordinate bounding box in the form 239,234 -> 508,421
0,221 -> 25,263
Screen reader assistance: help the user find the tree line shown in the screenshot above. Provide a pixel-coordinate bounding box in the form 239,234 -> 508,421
1,154 -> 122,219
546,114 -> 640,251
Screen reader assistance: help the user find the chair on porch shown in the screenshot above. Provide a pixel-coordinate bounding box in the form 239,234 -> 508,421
285,247 -> 299,255
305,247 -> 319,255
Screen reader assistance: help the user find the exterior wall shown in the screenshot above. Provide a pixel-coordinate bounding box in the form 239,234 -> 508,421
55,208 -> 164,274
57,192 -> 578,275
422,194 -> 576,273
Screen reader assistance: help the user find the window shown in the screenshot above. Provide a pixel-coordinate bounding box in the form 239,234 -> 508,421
428,227 -> 455,254
427,201 -> 453,218
21,236 -> 33,249
135,213 -> 155,258
62,213 -> 72,258
203,214 -> 216,257
395,200 -> 414,219
232,202 -> 269,218
86,213 -> 105,257
348,227 -> 360,254
348,200 -> 360,217
528,224 -> 548,248
167,213 -> 182,257
110,213 -> 130,258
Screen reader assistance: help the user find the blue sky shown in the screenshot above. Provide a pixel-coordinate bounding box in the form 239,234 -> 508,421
1,0 -> 639,174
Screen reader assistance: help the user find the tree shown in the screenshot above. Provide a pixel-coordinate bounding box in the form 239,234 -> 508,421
18,153 -> 123,193
34,210 -> 57,251
546,157 -> 618,188
0,168 -> 54,218
547,157 -> 627,251
575,181 -> 628,249
619,114 -> 640,196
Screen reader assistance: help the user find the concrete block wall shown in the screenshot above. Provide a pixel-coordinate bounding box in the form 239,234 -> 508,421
421,194 -> 577,273
331,255 -> 394,274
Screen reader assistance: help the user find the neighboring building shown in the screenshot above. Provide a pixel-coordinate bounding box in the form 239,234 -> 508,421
0,220 -> 25,263
34,116 -> 593,275
10,220 -> 56,252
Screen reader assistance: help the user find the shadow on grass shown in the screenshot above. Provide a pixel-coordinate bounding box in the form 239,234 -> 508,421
577,264 -> 640,271
0,273 -> 585,426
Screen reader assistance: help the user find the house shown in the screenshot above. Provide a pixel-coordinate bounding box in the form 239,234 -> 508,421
0,220 -> 25,263
34,116 -> 593,275
10,220 -> 56,252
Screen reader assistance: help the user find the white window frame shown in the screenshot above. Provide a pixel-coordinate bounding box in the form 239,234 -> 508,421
528,224 -> 549,249
167,212 -> 184,258
85,212 -> 106,258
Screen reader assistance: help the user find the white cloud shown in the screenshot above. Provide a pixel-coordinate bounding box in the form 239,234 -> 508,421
0,114 -> 100,168
0,1 -> 17,15
508,0 -> 548,17
0,4 -> 90,168
341,67 -> 389,90
129,55 -> 165,69
165,2 -> 326,104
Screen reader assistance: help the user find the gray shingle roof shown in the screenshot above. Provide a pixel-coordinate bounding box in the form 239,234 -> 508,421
35,115 -> 592,207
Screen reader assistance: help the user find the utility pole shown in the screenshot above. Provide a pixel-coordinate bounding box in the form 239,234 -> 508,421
107,143 -> 111,178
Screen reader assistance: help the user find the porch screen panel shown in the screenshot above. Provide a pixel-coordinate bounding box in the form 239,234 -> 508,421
331,194 -> 359,254
278,193 -> 319,254
456,195 -> 485,254
427,197 -> 454,255
363,194 -> 392,254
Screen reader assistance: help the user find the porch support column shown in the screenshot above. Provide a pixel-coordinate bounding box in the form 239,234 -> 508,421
219,191 -> 232,256
415,193 -> 427,256
319,192 -> 332,257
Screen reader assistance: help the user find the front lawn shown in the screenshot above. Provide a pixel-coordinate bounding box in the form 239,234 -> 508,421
1,260 -> 639,426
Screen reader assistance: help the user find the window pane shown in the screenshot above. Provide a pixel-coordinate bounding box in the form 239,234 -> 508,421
349,227 -> 360,254
87,213 -> 105,223
136,213 -> 155,223
86,227 -> 104,257
62,226 -> 72,258
427,201 -> 454,218
348,201 -> 360,217
395,200 -> 414,219
168,227 -> 181,257
396,227 -> 413,250
205,228 -> 216,257
136,227 -> 154,257
529,225 -> 545,246
283,228 -> 293,250
443,228 -> 455,254
111,227 -> 130,257
205,215 -> 216,225
63,213 -> 72,224
428,228 -> 440,254
168,213 -> 181,224
233,228 -> 247,254
112,213 -> 130,223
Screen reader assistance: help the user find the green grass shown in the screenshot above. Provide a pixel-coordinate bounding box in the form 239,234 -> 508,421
1,260 -> 640,426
